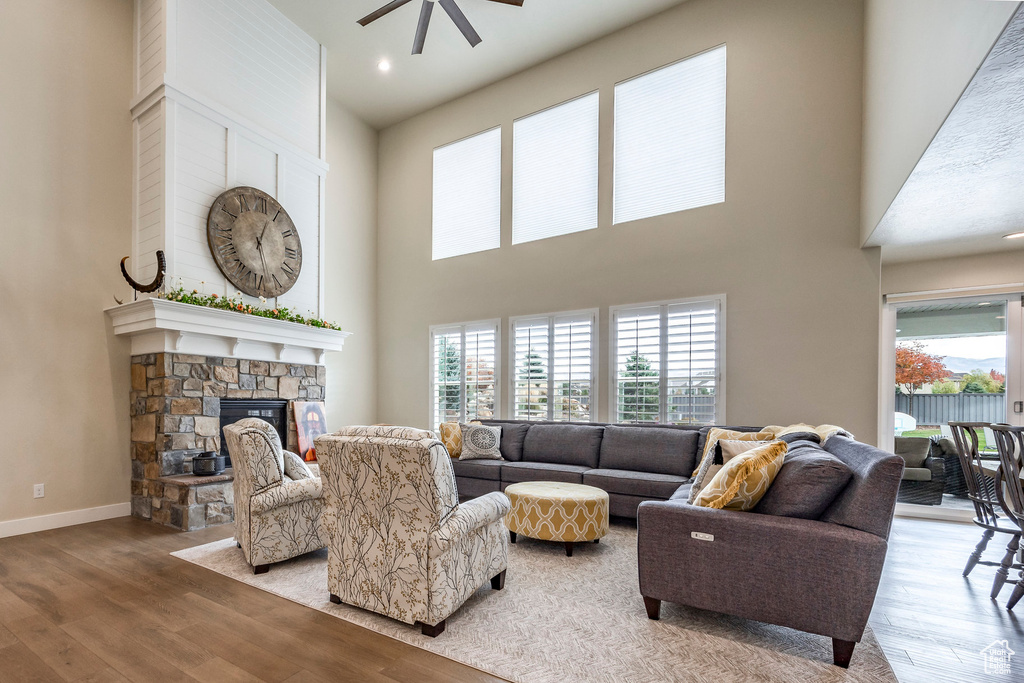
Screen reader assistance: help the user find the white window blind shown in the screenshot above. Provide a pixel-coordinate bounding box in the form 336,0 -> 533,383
613,45 -> 726,225
612,297 -> 722,424
432,128 -> 502,260
513,92 -> 599,244
430,321 -> 499,429
512,311 -> 596,422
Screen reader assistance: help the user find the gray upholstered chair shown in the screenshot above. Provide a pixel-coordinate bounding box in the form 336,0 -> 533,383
637,436 -> 903,668
223,418 -> 327,574
894,436 -> 950,506
315,425 -> 510,636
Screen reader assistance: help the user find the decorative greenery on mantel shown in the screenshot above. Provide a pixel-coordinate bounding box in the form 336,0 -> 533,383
158,286 -> 342,331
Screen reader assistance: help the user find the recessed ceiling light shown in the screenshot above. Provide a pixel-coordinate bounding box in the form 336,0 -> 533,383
1004,231 -> 1024,239
377,59 -> 391,72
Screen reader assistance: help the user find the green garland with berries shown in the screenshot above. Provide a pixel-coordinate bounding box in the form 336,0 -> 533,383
159,286 -> 342,331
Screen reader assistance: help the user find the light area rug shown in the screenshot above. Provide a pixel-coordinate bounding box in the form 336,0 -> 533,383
172,523 -> 896,683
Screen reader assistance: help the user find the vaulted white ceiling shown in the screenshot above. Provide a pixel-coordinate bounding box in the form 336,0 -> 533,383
868,5 -> 1024,263
268,0 -> 689,129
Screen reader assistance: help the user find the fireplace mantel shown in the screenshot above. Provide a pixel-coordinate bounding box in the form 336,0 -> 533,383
106,298 -> 351,365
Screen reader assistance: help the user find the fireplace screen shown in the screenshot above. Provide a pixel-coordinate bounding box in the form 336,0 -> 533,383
219,399 -> 289,463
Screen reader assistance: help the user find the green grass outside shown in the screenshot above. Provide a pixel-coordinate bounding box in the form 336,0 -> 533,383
901,427 -> 992,451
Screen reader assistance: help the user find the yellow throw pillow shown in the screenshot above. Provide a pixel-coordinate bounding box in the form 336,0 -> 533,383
692,428 -> 776,478
693,441 -> 788,511
695,440 -> 768,493
438,422 -> 463,458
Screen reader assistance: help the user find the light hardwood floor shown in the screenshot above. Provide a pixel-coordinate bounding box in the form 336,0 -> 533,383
0,515 -> 1020,682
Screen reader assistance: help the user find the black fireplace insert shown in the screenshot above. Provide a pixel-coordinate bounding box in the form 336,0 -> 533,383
219,399 -> 288,463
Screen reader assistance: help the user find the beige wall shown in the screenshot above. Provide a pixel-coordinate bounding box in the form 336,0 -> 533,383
376,0 -> 882,443
882,248 -> 1024,295
861,0 -> 1016,244
0,0 -> 135,524
324,99 -> 379,427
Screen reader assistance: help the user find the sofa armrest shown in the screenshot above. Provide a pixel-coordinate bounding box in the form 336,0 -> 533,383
250,477 -> 323,514
637,500 -> 888,642
431,492 -> 510,556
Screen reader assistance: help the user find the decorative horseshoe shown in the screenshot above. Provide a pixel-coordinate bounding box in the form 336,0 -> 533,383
120,250 -> 166,294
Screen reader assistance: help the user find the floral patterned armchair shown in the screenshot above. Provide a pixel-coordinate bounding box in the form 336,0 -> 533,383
223,418 -> 327,574
315,425 -> 510,636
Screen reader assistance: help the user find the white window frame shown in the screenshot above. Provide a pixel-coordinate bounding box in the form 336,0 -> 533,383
512,91 -> 600,245
428,319 -> 501,429
508,309 -> 599,422
612,44 -> 727,225
431,127 -> 502,261
609,295 -> 726,425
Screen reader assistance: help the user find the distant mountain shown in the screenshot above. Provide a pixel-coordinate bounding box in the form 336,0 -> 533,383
940,356 -> 1006,374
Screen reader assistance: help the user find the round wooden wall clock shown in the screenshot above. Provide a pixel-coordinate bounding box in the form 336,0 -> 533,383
206,186 -> 302,298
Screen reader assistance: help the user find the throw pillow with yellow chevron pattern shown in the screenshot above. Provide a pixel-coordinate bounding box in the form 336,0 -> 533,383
693,440 -> 788,511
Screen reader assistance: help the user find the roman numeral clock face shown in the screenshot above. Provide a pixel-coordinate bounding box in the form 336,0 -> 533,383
206,187 -> 302,298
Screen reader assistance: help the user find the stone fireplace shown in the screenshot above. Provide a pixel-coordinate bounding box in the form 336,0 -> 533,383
129,352 -> 327,530
109,297 -> 349,532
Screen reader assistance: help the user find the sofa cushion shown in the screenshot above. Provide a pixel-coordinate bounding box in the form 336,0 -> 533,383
901,467 -> 932,482
894,437 -> 931,468
754,448 -> 854,519
451,458 -> 503,481
500,461 -> 590,484
777,431 -> 821,445
670,482 -> 694,500
598,425 -> 700,476
694,441 -> 788,511
522,424 -> 604,468
480,421 -> 530,461
583,469 -> 689,499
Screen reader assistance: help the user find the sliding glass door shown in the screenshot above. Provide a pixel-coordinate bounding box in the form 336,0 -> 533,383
884,294 -> 1023,514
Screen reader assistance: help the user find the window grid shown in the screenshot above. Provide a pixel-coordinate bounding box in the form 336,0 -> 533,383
430,321 -> 499,429
612,298 -> 722,425
512,312 -> 596,422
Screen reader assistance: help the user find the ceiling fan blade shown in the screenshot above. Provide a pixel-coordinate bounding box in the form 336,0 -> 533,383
485,0 -> 524,5
438,0 -> 482,47
412,0 -> 434,55
357,0 -> 415,26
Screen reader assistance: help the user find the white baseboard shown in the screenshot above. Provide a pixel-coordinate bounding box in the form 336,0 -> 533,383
894,502 -> 974,524
0,502 -> 131,539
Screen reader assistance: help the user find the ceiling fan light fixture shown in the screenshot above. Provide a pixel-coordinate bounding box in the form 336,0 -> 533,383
358,0 -> 523,55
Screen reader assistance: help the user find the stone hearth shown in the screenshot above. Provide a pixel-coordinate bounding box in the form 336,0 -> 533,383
130,352 -> 326,531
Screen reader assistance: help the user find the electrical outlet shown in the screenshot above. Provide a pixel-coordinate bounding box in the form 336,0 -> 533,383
33,484 -> 44,499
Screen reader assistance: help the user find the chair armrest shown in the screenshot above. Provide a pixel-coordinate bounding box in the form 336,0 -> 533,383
431,492 -> 510,556
250,477 -> 323,514
637,500 -> 888,642
924,454 -> 946,482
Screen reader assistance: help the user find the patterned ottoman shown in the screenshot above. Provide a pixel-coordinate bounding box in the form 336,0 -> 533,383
504,481 -> 609,556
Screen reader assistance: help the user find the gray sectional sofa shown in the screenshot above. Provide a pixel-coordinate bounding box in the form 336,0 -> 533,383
453,420 -> 755,518
455,419 -> 905,668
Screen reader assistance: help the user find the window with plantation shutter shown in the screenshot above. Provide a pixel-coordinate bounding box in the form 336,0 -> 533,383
432,128 -> 502,260
512,311 -> 597,422
512,92 -> 599,245
612,297 -> 723,424
430,321 -> 499,429
613,45 -> 727,225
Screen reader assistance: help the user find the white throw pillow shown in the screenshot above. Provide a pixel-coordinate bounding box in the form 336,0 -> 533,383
459,423 -> 503,461
283,449 -> 314,480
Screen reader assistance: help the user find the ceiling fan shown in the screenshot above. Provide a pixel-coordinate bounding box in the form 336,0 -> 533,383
358,0 -> 525,55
